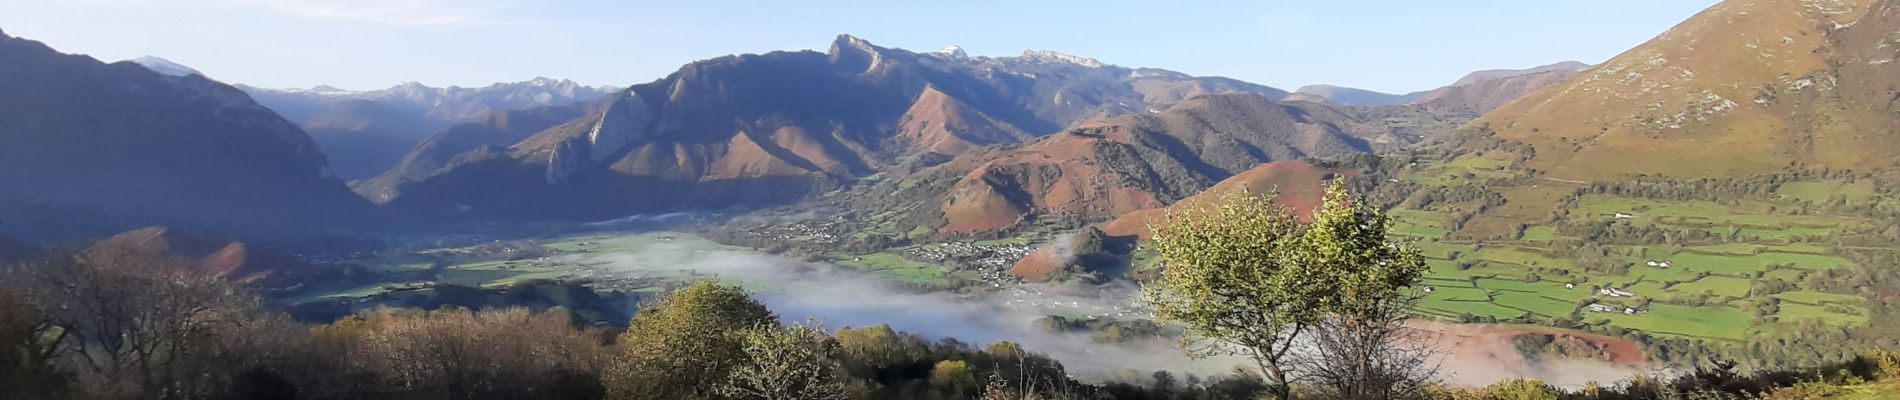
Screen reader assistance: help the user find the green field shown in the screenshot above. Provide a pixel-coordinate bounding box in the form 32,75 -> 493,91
830,252 -> 953,285
1776,180 -> 1877,203
1394,176 -> 1883,343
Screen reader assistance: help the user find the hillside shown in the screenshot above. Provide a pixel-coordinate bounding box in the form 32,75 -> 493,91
376,35 -> 1292,221
935,95 -> 1368,233
1289,84 -> 1431,106
837,94 -> 1370,235
1410,69 -> 1585,118
1101,159 -> 1344,240
0,31 -> 374,243
1469,0 -> 1900,180
1362,0 -> 1900,367
240,78 -> 621,179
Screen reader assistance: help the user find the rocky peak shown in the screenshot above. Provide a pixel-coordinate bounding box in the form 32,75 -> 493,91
827,34 -> 886,72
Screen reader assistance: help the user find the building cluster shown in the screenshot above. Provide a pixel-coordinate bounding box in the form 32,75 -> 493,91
1587,303 -> 1644,315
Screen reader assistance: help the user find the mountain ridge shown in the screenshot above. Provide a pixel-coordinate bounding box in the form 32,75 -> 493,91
373,34 -> 1295,221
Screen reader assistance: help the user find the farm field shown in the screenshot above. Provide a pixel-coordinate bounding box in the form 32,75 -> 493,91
1393,177 -> 1885,343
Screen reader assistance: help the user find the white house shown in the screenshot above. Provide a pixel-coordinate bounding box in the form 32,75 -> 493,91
1598,287 -> 1636,298
1614,213 -> 1635,219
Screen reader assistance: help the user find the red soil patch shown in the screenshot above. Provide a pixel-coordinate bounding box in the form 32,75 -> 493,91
1409,320 -> 1651,388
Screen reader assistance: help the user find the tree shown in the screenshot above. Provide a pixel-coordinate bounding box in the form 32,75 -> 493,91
1143,188 -> 1324,399
13,248 -> 263,398
1144,182 -> 1437,400
606,281 -> 777,400
1296,181 -> 1436,400
717,322 -> 849,400
0,290 -> 67,399
319,307 -> 608,399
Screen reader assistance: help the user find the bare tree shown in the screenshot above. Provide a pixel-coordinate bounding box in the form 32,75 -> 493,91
1301,292 -> 1440,400
14,247 -> 260,397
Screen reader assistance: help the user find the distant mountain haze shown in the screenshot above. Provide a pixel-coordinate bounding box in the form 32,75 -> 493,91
1290,61 -> 1591,108
1450,61 -> 1591,86
0,31 -> 375,243
238,78 -> 621,180
1288,85 -> 1433,107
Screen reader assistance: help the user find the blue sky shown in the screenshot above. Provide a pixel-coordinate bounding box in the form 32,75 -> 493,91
0,0 -> 1719,93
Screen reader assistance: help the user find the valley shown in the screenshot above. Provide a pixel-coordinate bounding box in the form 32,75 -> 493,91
5,0 -> 1900,397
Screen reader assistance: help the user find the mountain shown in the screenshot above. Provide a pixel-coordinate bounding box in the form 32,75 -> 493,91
1468,0 -> 1900,180
239,78 -> 621,180
352,98 -> 615,203
1281,62 -> 1589,144
129,55 -> 201,77
1450,61 -> 1591,87
1289,84 -> 1431,107
1291,62 -> 1589,110
1409,68 -> 1584,117
374,34 -> 1292,221
0,31 -> 373,243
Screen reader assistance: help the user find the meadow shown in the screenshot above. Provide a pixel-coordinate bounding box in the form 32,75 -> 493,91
1387,163 -> 1881,343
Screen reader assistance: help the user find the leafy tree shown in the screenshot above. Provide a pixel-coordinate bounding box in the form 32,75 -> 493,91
1475,378 -> 1559,400
928,360 -> 980,397
1143,188 -> 1324,399
606,281 -> 776,400
1144,182 -> 1435,400
1297,181 -> 1435,400
717,322 -> 849,400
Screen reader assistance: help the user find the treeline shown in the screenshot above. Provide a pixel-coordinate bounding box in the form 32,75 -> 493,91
1,249 -> 1272,400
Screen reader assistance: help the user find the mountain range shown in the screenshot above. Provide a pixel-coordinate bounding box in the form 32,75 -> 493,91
368,35 -> 1294,221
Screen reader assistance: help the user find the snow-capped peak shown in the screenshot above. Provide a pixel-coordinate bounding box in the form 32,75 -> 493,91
130,56 -> 202,78
935,45 -> 969,60
1018,50 -> 1104,68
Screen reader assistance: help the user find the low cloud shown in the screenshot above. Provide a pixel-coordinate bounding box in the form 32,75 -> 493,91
563,233 -> 1645,387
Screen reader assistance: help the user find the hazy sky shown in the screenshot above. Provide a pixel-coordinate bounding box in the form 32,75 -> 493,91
1,0 -> 1719,93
